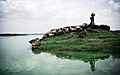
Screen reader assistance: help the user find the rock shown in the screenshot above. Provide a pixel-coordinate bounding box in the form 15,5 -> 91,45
80,23 -> 88,29
83,23 -> 88,28
47,32 -> 54,37
76,25 -> 82,32
89,25 -> 99,29
43,34 -> 49,39
69,26 -> 76,32
48,32 -> 54,37
62,27 -> 69,33
64,26 -> 71,32
29,38 -> 41,48
79,31 -> 87,38
50,29 -> 57,33
55,28 -> 65,36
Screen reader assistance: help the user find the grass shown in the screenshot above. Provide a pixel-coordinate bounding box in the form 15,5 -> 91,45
50,51 -> 110,61
32,50 -> 113,63
38,29 -> 120,53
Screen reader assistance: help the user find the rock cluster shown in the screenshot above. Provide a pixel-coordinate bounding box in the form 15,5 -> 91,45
42,23 -> 88,40
29,23 -> 110,49
29,38 -> 41,49
79,31 -> 87,38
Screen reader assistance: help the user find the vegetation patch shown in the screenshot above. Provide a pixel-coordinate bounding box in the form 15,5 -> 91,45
38,29 -> 120,53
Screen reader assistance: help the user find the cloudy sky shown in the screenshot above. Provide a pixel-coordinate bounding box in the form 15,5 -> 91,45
0,0 -> 120,33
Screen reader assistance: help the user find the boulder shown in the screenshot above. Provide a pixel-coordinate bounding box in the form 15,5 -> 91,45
48,32 -> 54,37
43,34 -> 49,39
76,25 -> 82,32
55,28 -> 65,36
50,29 -> 57,33
47,32 -> 54,37
62,27 -> 69,33
64,27 -> 71,32
29,38 -> 41,48
42,32 -> 54,40
79,31 -> 87,38
69,26 -> 76,32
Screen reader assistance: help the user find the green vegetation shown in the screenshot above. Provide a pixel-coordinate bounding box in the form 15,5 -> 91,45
33,29 -> 120,53
38,29 -> 120,53
50,51 -> 110,60
32,30 -> 120,72
32,49 -> 110,60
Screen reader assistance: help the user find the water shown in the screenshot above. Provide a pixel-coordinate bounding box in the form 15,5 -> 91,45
0,35 -> 120,75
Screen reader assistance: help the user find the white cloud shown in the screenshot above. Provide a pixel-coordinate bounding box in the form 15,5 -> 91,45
0,0 -> 120,33
109,0 -> 120,11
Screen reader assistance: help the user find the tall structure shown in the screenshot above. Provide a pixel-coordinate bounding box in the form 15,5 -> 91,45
89,13 -> 95,26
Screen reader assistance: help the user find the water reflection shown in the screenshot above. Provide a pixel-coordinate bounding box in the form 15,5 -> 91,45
31,48 -> 112,72
89,59 -> 95,71
0,36 -> 120,75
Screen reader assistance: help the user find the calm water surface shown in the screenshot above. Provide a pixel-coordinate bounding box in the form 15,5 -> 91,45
0,35 -> 120,75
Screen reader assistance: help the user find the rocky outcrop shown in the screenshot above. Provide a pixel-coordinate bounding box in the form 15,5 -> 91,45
29,38 -> 41,49
29,23 -> 110,48
79,31 -> 87,38
42,23 -> 88,40
41,23 -> 110,40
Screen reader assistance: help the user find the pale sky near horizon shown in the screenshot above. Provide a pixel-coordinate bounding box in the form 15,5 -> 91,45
0,0 -> 120,33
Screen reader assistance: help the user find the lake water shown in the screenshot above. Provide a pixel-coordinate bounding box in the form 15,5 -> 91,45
0,35 -> 120,75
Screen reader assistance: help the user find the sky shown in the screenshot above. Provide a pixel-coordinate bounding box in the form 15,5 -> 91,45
0,0 -> 120,33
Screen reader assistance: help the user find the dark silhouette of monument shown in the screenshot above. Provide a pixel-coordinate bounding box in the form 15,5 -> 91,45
89,13 -> 95,26
89,59 -> 96,71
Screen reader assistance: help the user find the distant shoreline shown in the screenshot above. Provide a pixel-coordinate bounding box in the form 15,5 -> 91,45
0,33 -> 44,36
0,30 -> 119,36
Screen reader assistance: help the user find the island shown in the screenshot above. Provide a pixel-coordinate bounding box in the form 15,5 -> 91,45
29,13 -> 120,53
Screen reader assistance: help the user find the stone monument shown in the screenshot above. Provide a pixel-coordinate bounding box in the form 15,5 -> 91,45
89,13 -> 95,26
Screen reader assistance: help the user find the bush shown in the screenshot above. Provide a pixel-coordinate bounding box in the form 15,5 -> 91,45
98,25 -> 110,31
